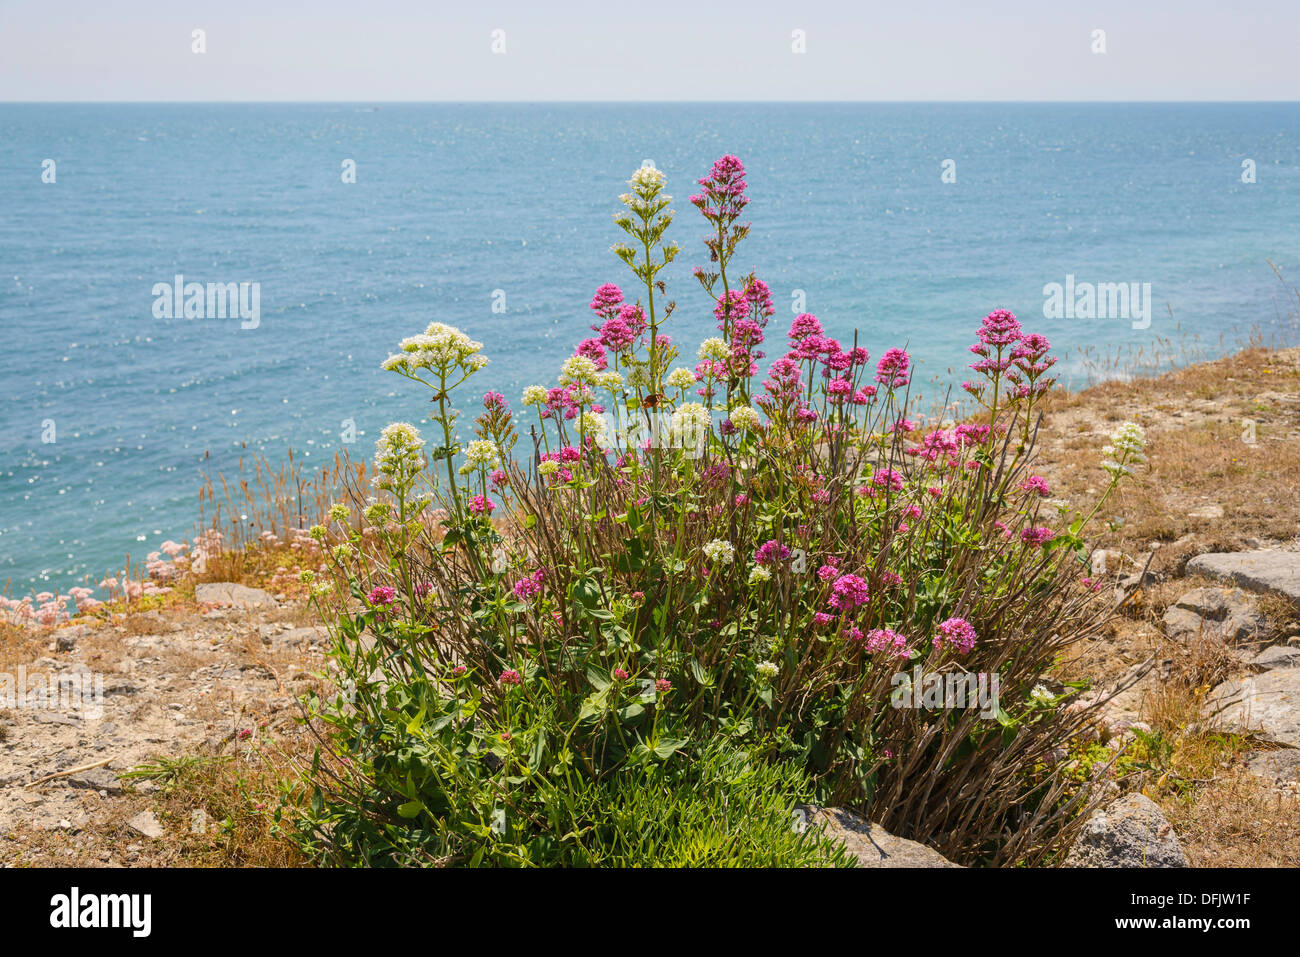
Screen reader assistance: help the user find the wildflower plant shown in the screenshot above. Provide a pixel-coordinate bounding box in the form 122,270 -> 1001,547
293,156 -> 1141,867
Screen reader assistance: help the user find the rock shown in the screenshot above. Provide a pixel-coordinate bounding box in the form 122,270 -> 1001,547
1252,645 -> 1300,670
1188,504 -> 1225,520
276,626 -> 328,649
67,767 -> 122,794
798,805 -> 961,867
1064,794 -> 1187,867
1163,587 -> 1268,642
1243,749 -> 1300,785
127,810 -> 164,839
1187,550 -> 1300,605
194,582 -> 276,609
1206,667 -> 1300,747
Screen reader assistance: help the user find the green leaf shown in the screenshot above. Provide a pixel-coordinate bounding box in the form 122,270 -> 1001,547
572,574 -> 602,609
397,799 -> 425,819
586,664 -> 611,691
529,729 -> 548,769
618,702 -> 645,722
653,737 -> 687,760
577,687 -> 610,722
406,703 -> 427,735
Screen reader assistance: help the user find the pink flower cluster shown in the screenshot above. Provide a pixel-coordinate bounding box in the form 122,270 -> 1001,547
864,628 -> 910,658
828,574 -> 870,611
754,539 -> 791,566
366,585 -> 397,606
512,568 -> 546,601
932,617 -> 977,654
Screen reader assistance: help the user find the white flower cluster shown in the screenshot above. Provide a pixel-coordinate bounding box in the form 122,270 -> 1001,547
748,565 -> 772,585
459,439 -> 500,475
756,660 -> 780,680
522,384 -> 548,406
629,165 -> 666,191
729,404 -> 761,431
666,367 -> 697,391
1101,421 -> 1146,478
374,422 -> 425,476
579,411 -> 609,447
670,402 -> 711,444
559,355 -> 600,386
702,539 -> 735,564
697,337 -> 729,362
382,322 -> 488,375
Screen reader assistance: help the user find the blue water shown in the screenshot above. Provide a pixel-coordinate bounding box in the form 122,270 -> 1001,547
2,103 -> 1298,594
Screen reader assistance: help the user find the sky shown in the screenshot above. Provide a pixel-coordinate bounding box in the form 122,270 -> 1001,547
1,0 -> 1298,101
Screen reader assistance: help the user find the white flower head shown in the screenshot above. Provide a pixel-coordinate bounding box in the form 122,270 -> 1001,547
522,385 -> 548,407
748,565 -> 772,585
596,370 -> 624,391
697,337 -> 729,363
391,322 -> 487,375
1102,421 -> 1146,478
579,411 -> 610,447
374,422 -> 425,476
670,402 -> 712,446
559,355 -> 599,387
756,660 -> 779,681
666,367 -> 697,392
464,439 -> 501,471
702,539 -> 735,565
629,165 -> 666,191
625,365 -> 649,389
729,404 -> 761,431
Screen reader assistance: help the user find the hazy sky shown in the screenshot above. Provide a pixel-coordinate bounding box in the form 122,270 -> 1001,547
2,0 -> 1298,101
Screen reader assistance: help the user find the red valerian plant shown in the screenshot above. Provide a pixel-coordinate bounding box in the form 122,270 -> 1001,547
293,156 -> 1144,866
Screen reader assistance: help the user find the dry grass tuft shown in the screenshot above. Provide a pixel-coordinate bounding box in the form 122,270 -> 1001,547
1165,768 -> 1300,867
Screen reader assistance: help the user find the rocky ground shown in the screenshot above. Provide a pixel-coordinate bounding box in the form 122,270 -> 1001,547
3,345 -> 1300,867
0,584 -> 325,866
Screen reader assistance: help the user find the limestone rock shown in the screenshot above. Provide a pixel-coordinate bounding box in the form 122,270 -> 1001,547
1162,587 -> 1267,642
1243,749 -> 1300,785
1206,667 -> 1300,747
1252,645 -> 1300,670
67,767 -> 122,794
1187,550 -> 1300,604
194,582 -> 276,608
127,810 -> 164,839
799,805 -> 960,867
1064,793 -> 1187,867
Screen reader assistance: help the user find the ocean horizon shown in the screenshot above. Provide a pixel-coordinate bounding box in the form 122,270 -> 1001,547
3,101 -> 1299,595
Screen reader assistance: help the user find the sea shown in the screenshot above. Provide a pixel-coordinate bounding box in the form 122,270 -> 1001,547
2,102 -> 1298,594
